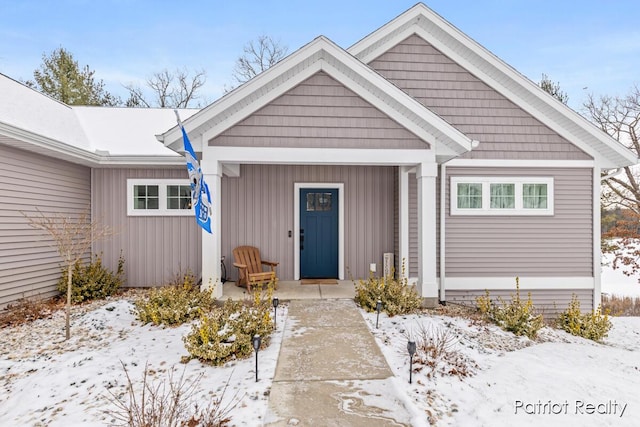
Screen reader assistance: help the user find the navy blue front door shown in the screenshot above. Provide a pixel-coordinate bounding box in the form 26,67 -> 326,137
300,188 -> 338,279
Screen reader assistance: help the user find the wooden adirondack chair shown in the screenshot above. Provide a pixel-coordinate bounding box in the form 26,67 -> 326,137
232,246 -> 278,291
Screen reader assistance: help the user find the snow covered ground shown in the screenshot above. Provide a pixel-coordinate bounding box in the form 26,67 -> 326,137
602,251 -> 640,297
0,261 -> 638,426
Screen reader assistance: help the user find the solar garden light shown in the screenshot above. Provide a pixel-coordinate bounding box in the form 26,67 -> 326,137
253,334 -> 262,382
407,340 -> 417,384
272,297 -> 279,330
375,300 -> 382,329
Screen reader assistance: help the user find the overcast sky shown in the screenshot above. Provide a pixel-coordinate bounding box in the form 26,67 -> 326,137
1,0 -> 638,110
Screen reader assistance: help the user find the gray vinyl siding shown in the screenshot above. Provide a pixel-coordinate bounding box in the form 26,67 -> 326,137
445,167 -> 593,277
92,168 -> 201,287
369,34 -> 592,161
211,71 -> 429,150
446,289 -> 593,315
0,144 -> 91,308
221,164 -> 395,281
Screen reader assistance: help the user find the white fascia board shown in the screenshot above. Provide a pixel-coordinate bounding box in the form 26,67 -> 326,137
447,159 -> 595,168
0,121 -> 99,165
94,155 -> 186,167
349,4 -> 637,169
444,277 -> 594,291
209,146 -> 434,165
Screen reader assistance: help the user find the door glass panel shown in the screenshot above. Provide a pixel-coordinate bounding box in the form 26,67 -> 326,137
316,193 -> 332,211
306,193 -> 315,211
306,192 -> 333,211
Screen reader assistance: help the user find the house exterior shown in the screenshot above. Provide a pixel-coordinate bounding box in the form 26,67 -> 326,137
1,3 -> 636,311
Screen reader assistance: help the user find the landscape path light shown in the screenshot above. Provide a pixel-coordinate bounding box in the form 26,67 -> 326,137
253,334 -> 262,382
375,300 -> 382,329
407,340 -> 416,384
272,297 -> 279,330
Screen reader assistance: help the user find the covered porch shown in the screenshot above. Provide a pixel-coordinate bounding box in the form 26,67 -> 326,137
157,37 -> 474,306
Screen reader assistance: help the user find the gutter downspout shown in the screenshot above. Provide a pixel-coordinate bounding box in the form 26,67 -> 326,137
440,140 -> 480,304
439,161 -> 447,304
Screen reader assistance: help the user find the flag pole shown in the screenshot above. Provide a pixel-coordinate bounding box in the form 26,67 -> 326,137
174,109 -> 183,128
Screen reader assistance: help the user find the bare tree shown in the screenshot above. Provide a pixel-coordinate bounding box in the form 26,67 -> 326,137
24,208 -> 114,340
228,35 -> 288,91
124,68 -> 207,108
584,85 -> 640,213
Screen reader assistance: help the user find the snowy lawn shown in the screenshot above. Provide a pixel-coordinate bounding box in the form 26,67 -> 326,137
0,263 -> 638,426
0,293 -> 288,426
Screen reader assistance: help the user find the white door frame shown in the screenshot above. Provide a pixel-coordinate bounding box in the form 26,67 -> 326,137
294,182 -> 345,280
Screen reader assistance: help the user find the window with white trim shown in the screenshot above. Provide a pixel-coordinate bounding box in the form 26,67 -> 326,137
451,177 -> 554,216
127,179 -> 193,216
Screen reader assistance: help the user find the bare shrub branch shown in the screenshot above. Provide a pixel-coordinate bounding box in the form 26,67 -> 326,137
106,361 -> 238,426
23,207 -> 114,339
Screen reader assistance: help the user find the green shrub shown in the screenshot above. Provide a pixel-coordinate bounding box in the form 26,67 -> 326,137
183,284 -> 275,365
476,277 -> 544,339
556,295 -> 612,341
57,253 -> 124,303
134,273 -> 215,326
354,261 -> 422,316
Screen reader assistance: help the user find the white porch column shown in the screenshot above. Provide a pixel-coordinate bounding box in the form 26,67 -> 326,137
417,162 -> 438,303
398,166 -> 411,278
201,159 -> 222,298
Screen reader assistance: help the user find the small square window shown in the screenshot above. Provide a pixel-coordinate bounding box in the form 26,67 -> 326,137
523,183 -> 548,209
134,185 -> 159,210
128,179 -> 194,216
167,185 -> 192,210
457,183 -> 482,209
490,183 -> 515,209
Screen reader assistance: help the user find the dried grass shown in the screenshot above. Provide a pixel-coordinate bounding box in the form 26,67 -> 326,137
0,296 -> 62,328
602,294 -> 640,316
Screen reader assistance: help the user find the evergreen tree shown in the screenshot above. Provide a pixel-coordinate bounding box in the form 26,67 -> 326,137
538,73 -> 569,105
26,47 -> 120,106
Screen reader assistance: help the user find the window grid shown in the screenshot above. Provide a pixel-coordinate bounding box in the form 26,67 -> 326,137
451,177 -> 553,216
167,185 -> 192,210
127,179 -> 193,216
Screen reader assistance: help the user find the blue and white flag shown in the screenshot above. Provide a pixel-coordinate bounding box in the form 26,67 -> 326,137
175,111 -> 212,233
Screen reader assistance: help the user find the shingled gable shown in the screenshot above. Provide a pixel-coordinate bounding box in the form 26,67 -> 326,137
348,3 -> 637,169
157,36 -> 474,162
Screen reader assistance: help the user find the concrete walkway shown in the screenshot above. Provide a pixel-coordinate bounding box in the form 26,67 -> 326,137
265,299 -> 416,426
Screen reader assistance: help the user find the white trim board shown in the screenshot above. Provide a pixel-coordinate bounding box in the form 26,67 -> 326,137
442,277 -> 594,291
446,159 -> 595,168
293,183 -> 345,280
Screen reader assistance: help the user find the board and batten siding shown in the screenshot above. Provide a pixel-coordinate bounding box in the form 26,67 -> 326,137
221,164 -> 395,281
444,167 -> 593,277
210,71 -> 429,150
369,34 -> 592,161
92,168 -> 201,287
0,144 -> 91,308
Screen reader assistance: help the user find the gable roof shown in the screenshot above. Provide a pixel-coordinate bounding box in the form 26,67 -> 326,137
0,73 -> 197,166
157,36 -> 475,162
348,3 -> 637,169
